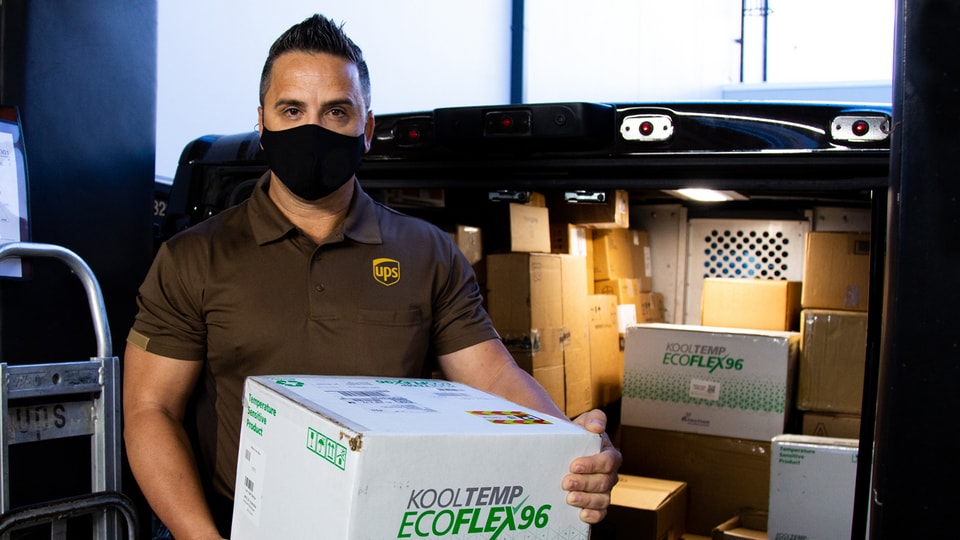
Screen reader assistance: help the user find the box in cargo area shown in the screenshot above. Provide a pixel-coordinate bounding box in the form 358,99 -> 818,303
550,223 -> 589,256
637,291 -> 667,323
629,229 -> 654,292
592,228 -> 635,281
487,253 -> 565,407
802,412 -> 862,439
591,474 -> 687,540
797,309 -> 867,414
444,224 -> 483,266
231,375 -> 600,540
588,294 -> 623,407
622,324 -> 799,441
486,202 -> 552,254
619,426 -> 771,536
801,231 -> 871,311
769,435 -> 859,540
560,254 -> 593,417
700,278 -> 801,331
548,189 -> 629,229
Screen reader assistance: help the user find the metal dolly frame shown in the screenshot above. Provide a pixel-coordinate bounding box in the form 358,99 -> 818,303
0,242 -> 137,539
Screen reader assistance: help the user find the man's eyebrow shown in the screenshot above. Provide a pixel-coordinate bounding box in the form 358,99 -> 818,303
320,98 -> 359,110
271,98 -> 307,110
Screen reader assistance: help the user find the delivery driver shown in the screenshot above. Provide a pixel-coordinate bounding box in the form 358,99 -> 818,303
123,13 -> 622,539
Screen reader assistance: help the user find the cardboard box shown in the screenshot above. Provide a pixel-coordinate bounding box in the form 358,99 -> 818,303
486,253 -> 564,367
560,254 -> 593,417
622,324 -> 799,441
487,253 -> 565,407
445,224 -> 483,266
596,278 -> 642,313
231,376 -> 600,539
593,228 -> 635,281
802,412 -> 862,439
588,294 -> 623,407
630,229 -> 654,292
638,291 -> 667,323
548,189 -> 630,229
769,435 -> 859,540
486,202 -> 552,254
619,426 -> 771,536
700,278 -> 801,332
585,230 -> 596,293
711,510 -> 768,540
591,475 -> 687,540
534,364 -> 566,412
797,309 -> 867,414
550,223 -> 589,256
801,232 -> 870,311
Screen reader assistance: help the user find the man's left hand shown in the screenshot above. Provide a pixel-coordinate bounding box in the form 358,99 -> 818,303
564,409 -> 622,524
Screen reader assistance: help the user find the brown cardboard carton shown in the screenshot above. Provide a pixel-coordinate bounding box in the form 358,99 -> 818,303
800,232 -> 870,311
585,229 -> 596,293
802,412 -> 862,439
700,278 -> 802,331
797,309 -> 867,414
591,474 -> 688,540
533,364 -> 565,412
596,278 -> 642,310
588,294 -> 622,407
549,223 -> 589,256
548,189 -> 629,228
444,224 -> 483,266
593,228 -> 635,281
619,426 -> 772,536
638,291 -> 667,323
559,254 -> 593,418
486,253 -> 564,375
486,202 -> 552,253
630,229 -> 655,292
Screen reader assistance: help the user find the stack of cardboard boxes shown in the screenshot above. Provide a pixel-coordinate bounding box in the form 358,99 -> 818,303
611,230 -> 869,539
796,231 -> 871,439
482,191 -> 661,418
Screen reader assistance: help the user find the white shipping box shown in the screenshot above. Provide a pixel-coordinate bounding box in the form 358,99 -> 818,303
231,375 -> 600,540
769,435 -> 859,540
622,324 -> 799,441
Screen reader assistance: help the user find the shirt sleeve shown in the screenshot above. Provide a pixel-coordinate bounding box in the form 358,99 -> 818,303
429,229 -> 500,356
127,238 -> 208,361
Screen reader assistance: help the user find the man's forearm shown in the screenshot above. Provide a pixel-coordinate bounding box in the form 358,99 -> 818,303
125,410 -> 223,540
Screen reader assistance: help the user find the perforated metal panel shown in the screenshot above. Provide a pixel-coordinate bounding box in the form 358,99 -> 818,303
682,218 -> 811,323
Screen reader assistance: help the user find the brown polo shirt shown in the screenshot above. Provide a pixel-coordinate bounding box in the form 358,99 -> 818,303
129,174 -> 498,515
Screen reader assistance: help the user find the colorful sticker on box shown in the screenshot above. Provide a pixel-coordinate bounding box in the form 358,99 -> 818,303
467,411 -> 551,424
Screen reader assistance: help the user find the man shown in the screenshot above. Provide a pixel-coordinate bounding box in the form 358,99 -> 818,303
124,14 -> 621,540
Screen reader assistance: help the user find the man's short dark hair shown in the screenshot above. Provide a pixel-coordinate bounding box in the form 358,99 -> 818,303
259,14 -> 371,109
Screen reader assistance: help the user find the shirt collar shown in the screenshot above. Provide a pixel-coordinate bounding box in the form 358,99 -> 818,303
248,173 -> 382,246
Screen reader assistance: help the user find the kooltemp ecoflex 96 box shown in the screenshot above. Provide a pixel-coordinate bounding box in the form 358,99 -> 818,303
231,375 -> 601,540
621,324 -> 799,441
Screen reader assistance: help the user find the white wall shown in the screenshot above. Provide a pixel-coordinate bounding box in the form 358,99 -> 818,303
157,0 -> 895,182
156,0 -> 512,181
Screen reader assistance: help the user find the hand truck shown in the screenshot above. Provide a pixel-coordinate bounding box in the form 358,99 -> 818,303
0,242 -> 138,539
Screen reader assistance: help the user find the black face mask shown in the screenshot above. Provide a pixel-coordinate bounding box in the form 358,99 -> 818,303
259,124 -> 366,201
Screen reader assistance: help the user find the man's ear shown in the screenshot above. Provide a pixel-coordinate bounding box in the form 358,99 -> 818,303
257,107 -> 264,148
363,109 -> 376,153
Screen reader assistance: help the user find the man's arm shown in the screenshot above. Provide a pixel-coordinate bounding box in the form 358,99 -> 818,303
438,338 -> 622,524
123,343 -> 224,540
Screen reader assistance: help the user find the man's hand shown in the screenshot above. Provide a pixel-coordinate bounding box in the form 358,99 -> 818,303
564,409 -> 622,524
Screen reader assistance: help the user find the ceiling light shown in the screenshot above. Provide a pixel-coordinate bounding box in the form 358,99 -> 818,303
663,188 -> 748,202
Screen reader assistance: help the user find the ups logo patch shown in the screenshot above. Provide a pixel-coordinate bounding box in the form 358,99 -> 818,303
372,258 -> 400,286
